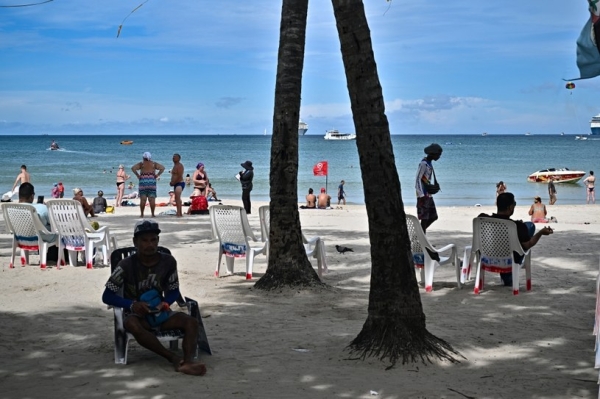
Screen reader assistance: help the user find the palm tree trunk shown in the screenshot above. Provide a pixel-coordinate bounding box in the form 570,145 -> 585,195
255,0 -> 322,289
330,0 -> 459,366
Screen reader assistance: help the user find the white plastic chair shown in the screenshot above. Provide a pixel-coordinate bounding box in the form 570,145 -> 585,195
470,217 -> 532,295
46,199 -> 112,269
2,203 -> 59,269
211,205 -> 267,280
258,205 -> 328,277
405,214 -> 460,292
110,246 -> 212,364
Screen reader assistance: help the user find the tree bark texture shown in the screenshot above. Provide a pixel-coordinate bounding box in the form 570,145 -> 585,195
331,0 -> 459,365
255,0 -> 322,290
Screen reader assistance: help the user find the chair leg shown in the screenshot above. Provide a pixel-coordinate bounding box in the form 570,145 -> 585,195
215,247 -> 223,277
512,263 -> 520,295
246,251 -> 254,280
473,262 -> 482,294
39,243 -> 48,269
85,242 -> 94,269
23,249 -> 29,266
525,254 -> 532,291
68,250 -> 78,267
9,240 -> 17,268
225,256 -> 235,275
424,259 -> 434,293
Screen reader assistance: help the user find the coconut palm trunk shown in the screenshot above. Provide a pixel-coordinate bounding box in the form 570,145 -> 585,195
330,0 -> 459,365
254,0 -> 322,289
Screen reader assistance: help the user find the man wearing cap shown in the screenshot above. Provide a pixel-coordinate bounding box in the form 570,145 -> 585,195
131,152 -> 166,218
317,187 -> 331,209
239,160 -> 254,214
102,220 -> 207,376
415,143 -> 443,233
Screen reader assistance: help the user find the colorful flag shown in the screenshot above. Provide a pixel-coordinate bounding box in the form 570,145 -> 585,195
313,161 -> 328,176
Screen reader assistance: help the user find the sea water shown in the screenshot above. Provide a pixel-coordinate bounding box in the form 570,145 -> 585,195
0,134 -> 597,207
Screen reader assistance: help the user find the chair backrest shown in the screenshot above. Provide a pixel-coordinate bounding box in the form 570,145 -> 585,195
258,205 -> 270,242
2,203 -> 51,248
110,246 -> 172,272
405,214 -> 432,266
46,199 -> 90,247
211,205 -> 249,245
472,217 -> 525,265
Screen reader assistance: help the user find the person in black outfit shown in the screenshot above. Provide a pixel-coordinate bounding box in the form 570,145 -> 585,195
239,160 -> 254,214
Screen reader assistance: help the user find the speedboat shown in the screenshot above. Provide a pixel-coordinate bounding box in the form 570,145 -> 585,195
324,129 -> 356,140
527,168 -> 585,184
120,140 -> 134,145
575,135 -> 588,140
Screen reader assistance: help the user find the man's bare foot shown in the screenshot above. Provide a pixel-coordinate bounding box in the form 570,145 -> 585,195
178,361 -> 207,376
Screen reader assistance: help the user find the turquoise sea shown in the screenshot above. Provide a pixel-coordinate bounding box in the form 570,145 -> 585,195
0,134 -> 598,207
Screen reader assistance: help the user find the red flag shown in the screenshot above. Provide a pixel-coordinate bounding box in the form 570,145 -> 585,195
313,161 -> 328,176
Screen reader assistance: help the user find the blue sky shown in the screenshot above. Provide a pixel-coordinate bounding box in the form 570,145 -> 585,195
0,0 -> 597,135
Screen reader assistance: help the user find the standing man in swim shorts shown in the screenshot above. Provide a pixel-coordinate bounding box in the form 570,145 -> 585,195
415,143 -> 443,233
132,152 -> 165,218
584,171 -> 596,204
170,153 -> 185,217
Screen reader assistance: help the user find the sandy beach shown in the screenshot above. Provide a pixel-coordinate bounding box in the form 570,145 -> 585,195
0,199 -> 598,398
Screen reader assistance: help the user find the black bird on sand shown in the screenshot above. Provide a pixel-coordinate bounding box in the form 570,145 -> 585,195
335,245 -> 354,254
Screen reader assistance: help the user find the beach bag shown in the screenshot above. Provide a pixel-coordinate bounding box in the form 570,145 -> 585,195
105,206 -> 115,214
424,168 -> 441,195
139,288 -> 169,327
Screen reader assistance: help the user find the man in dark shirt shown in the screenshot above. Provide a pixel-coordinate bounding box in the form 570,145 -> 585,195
102,220 -> 206,376
479,192 -> 553,286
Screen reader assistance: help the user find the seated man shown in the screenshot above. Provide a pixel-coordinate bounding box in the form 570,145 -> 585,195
317,187 -> 331,209
72,188 -> 96,217
101,220 -> 207,376
479,192 -> 553,286
206,183 -> 219,201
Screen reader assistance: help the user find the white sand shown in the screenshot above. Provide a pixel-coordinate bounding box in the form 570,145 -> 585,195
0,199 -> 598,398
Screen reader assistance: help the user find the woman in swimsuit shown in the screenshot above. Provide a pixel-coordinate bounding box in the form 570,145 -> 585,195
192,162 -> 209,197
528,196 -> 548,223
115,164 -> 130,207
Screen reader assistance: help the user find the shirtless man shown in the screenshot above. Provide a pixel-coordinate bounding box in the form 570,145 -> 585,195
131,152 -> 165,218
317,187 -> 331,209
169,154 -> 185,217
12,165 -> 31,191
306,188 -> 316,208
584,171 -> 596,204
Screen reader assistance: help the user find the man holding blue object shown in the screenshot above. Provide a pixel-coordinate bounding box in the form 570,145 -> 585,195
102,220 -> 206,376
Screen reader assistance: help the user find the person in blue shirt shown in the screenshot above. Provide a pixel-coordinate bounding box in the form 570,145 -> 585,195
337,180 -> 346,205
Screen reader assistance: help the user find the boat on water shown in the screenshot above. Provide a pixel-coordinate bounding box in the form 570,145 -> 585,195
120,140 -> 134,145
575,135 -> 589,140
525,132 -> 532,136
324,129 -> 356,140
481,132 -> 488,136
527,168 -> 586,184
591,113 -> 600,135
298,120 -> 308,136
50,140 -> 59,150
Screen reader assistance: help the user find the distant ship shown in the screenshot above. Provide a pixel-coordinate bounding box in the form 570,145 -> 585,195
590,113 -> 600,135
324,129 -> 356,140
481,132 -> 488,136
298,120 -> 308,136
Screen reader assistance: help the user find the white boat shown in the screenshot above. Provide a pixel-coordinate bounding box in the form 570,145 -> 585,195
575,135 -> 589,140
590,113 -> 600,135
481,132 -> 488,136
324,129 -> 356,140
527,168 -> 586,184
525,132 -> 532,136
298,120 -> 308,136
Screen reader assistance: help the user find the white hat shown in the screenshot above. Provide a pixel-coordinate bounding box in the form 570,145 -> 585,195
143,151 -> 152,160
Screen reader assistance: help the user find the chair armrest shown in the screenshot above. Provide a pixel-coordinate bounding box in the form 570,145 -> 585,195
432,243 -> 455,254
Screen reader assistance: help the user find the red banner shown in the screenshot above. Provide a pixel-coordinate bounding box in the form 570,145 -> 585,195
313,161 -> 328,176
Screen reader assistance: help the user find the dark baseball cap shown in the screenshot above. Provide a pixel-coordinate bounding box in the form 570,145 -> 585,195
134,220 -> 161,237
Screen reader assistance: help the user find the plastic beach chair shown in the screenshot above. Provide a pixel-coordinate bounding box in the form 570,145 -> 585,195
406,214 -> 460,292
211,205 -> 267,280
46,199 -> 112,269
470,217 -> 532,295
258,205 -> 328,277
2,203 -> 59,269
